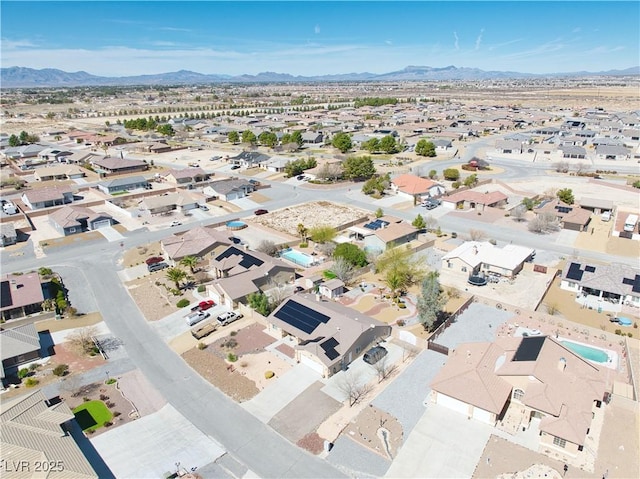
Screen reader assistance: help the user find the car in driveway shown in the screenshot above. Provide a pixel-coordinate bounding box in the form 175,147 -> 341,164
421,198 -> 441,209
147,262 -> 169,273
254,209 -> 268,215
217,311 -> 243,326
199,204 -> 210,211
230,165 -> 241,170
191,321 -> 218,339
363,345 -> 388,365
170,220 -> 182,227
191,300 -> 215,312
185,310 -> 210,326
145,256 -> 164,265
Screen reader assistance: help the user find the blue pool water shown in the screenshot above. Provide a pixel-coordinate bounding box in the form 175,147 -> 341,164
618,317 -> 632,326
560,340 -> 609,363
281,249 -> 314,267
226,221 -> 247,230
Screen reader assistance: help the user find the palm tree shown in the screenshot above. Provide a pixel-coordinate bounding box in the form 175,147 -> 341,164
180,255 -> 199,274
297,223 -> 308,243
165,267 -> 187,290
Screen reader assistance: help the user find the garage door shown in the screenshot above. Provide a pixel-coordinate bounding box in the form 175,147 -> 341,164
300,354 -> 324,376
92,220 -> 112,229
472,406 -> 494,425
436,393 -> 470,416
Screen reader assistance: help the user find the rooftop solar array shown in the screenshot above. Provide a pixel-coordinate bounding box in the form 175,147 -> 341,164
215,246 -> 264,269
632,275 -> 640,293
274,300 -> 330,334
0,281 -> 12,308
364,219 -> 390,231
513,336 -> 546,362
566,262 -> 584,281
320,337 -> 340,360
585,265 -> 596,273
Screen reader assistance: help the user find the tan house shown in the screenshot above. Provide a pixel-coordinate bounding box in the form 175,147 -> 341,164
442,241 -> 534,279
535,200 -> 592,232
442,190 -> 508,211
140,192 -> 199,216
162,167 -> 210,186
161,226 -> 231,262
0,390 -> 98,478
430,336 -> 608,458
33,164 -> 86,181
266,293 -> 391,377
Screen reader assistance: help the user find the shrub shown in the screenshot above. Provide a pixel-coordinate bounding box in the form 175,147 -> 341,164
176,299 -> 190,308
628,333 -> 633,338
299,242 -> 308,248
99,394 -> 109,401
229,331 -> 237,337
197,342 -> 207,350
106,378 -> 116,385
615,329 -> 622,335
53,364 -> 69,377
29,363 -> 39,371
398,303 -> 407,309
25,378 -> 39,387
18,368 -> 29,379
83,397 -> 90,402
197,285 -> 206,293
104,421 -> 113,427
265,370 -> 275,379
105,401 -> 115,408
452,181 -> 461,189
227,353 -> 238,362
86,429 -> 95,435
113,411 -> 121,417
396,319 -> 405,326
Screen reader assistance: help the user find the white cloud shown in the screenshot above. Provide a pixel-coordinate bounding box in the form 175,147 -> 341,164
385,40 -> 392,45
453,31 -> 459,50
1,39 -> 39,48
475,29 -> 484,50
314,24 -> 320,34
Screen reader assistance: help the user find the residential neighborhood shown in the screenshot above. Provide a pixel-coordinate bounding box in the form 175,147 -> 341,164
1,72 -> 639,479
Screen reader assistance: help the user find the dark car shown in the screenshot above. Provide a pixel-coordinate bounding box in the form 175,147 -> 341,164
363,346 -> 388,365
296,175 -> 304,180
145,256 -> 164,265
254,209 -> 268,215
230,164 -> 241,170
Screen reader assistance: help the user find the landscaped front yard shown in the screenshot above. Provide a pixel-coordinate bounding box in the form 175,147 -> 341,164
73,400 -> 112,432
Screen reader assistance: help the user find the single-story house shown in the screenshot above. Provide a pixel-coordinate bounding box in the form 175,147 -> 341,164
230,151 -> 270,168
318,279 -> 345,299
559,145 -> 587,159
0,273 -> 44,321
0,223 -> 18,247
535,200 -> 591,232
33,165 -> 86,181
302,132 -> 324,144
390,174 -> 446,200
204,179 -> 255,202
442,241 -> 534,278
2,144 -> 47,160
0,323 -> 41,379
430,336 -> 607,459
578,198 -> 614,215
140,192 -> 199,215
37,148 -> 73,163
442,190 -> 508,211
161,226 -> 231,262
259,156 -> 291,173
64,151 -> 100,165
92,157 -> 148,175
0,390 -> 98,478
495,139 -> 524,154
21,187 -> 73,210
97,175 -> 149,194
162,167 -> 209,185
49,206 -> 114,236
363,221 -> 419,254
594,145 -> 631,161
266,294 -> 391,377
432,138 -> 453,152
560,262 -> 640,308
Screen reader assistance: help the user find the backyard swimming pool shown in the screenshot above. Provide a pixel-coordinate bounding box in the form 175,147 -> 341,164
560,339 -> 611,364
280,248 -> 315,267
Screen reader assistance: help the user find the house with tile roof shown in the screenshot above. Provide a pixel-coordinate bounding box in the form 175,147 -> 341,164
441,190 -> 508,211
390,174 -> 445,201
161,167 -> 210,186
0,273 -> 45,321
0,390 -> 99,478
534,200 -> 591,232
92,156 -> 148,175
0,323 -> 41,380
430,336 -> 608,459
161,226 -> 231,262
266,293 -> 391,377
140,192 -> 199,216
33,165 -> 86,181
49,205 -> 114,236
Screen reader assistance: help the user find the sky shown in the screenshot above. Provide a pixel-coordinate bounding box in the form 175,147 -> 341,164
1,1 -> 638,77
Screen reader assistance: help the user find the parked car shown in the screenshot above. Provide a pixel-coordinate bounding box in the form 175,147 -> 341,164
199,204 -> 210,211
363,346 -> 388,365
170,220 -> 182,227
145,256 -> 164,265
147,262 -> 169,273
254,209 -> 268,216
210,156 -> 221,161
230,164 -> 241,170
229,236 -> 242,245
185,310 -> 210,326
196,300 -> 215,311
296,175 -> 304,180
191,321 -> 217,339
217,311 -> 243,326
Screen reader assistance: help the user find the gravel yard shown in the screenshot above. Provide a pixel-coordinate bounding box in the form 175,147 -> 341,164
252,201 -> 369,236
126,276 -> 186,321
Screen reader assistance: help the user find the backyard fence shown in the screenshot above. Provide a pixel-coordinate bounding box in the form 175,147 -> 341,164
426,294 -> 476,354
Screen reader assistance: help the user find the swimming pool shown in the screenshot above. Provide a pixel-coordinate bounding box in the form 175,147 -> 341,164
226,221 -> 247,231
281,248 -> 315,267
560,339 -> 609,363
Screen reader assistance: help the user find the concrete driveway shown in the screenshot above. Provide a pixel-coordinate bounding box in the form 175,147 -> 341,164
91,404 -> 226,479
150,302 -> 228,342
384,403 -> 493,478
96,226 -> 125,242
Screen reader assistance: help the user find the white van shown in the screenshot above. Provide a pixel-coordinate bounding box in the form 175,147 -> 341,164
601,211 -> 611,222
624,214 -> 638,232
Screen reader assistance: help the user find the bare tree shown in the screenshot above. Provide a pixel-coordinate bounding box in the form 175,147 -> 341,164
337,371 -> 373,407
553,161 -> 569,173
266,278 -> 290,308
542,187 -> 558,200
316,241 -> 336,257
331,256 -> 356,284
468,228 -> 487,241
511,205 -> 527,222
66,326 -> 99,355
255,239 -> 279,257
574,162 -> 588,175
400,343 -> 420,363
371,356 -> 398,383
528,212 -> 560,233
424,215 -> 438,232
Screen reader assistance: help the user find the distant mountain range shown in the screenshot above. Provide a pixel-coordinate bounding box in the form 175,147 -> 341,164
1,65 -> 639,87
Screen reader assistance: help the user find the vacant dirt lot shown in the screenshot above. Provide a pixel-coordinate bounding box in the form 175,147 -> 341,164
126,276 -> 186,321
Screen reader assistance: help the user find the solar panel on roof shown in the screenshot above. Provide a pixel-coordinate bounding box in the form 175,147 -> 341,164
273,300 -> 330,334
566,262 -> 584,281
633,275 -> 640,294
0,281 -> 12,309
585,265 -> 596,273
363,219 -> 390,231
622,278 -> 634,286
320,337 -> 340,360
215,246 -> 264,269
513,336 -> 546,362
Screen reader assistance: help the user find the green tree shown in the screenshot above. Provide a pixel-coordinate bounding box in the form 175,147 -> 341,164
557,188 -> 574,205
165,267 -> 187,290
156,124 -> 175,136
241,130 -> 257,145
375,207 -> 384,218
463,174 -> 478,187
415,139 -> 436,157
227,131 -> 240,144
19,131 -> 29,143
180,255 -> 199,274
8,134 -> 20,147
343,156 -> 376,181
417,271 -> 446,332
443,168 -> 460,181
247,292 -> 272,316
379,135 -> 398,154
522,197 -> 535,211
428,169 -> 437,179
291,130 -> 304,147
309,225 -> 337,244
334,243 -> 368,267
361,174 -> 389,196
362,138 -> 380,153
332,132 -> 352,153
412,214 -> 426,230
297,223 -> 308,243
259,131 -> 278,148
375,244 -> 426,292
